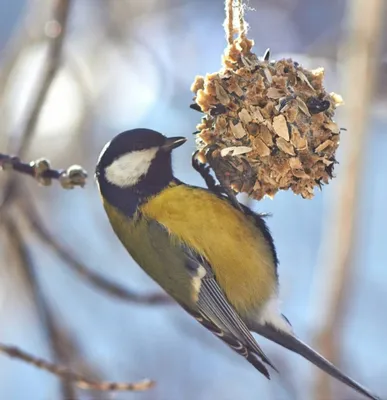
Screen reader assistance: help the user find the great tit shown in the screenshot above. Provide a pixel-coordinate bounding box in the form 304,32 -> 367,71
95,128 -> 379,400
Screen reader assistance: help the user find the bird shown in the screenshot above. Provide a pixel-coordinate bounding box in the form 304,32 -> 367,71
95,128 -> 379,400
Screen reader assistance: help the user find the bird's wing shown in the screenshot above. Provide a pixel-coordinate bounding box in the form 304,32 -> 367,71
181,243 -> 277,378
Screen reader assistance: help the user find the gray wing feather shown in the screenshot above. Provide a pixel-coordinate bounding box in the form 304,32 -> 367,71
182,244 -> 277,376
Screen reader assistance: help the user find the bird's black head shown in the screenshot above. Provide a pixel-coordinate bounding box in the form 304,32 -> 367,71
95,128 -> 186,215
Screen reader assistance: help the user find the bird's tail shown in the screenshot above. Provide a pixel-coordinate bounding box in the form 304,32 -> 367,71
253,322 -> 380,400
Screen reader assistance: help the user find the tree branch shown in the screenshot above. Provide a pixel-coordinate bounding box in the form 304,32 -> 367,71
5,215 -> 78,398
312,0 -> 385,399
1,0 -> 72,214
3,211 -> 155,395
0,0 -> 168,394
16,0 -> 72,157
0,344 -> 154,392
0,154 -> 87,189
22,198 -> 173,305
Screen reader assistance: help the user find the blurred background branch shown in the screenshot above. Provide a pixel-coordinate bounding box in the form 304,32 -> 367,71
0,153 -> 87,189
15,0 -> 71,157
2,212 -> 155,394
0,1 -> 386,399
0,0 -> 172,397
1,0 -> 71,213
4,214 -> 78,398
22,196 -> 173,305
0,343 -> 154,392
312,1 -> 385,399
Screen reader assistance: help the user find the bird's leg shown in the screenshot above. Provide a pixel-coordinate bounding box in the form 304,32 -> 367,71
189,104 -> 245,213
194,150 -> 244,213
208,162 -> 244,213
191,151 -> 224,195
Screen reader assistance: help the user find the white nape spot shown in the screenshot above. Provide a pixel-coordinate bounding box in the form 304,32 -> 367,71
192,265 -> 207,294
259,295 -> 294,335
105,147 -> 158,187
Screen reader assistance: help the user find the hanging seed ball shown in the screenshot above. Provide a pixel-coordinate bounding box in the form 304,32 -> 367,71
191,38 -> 344,200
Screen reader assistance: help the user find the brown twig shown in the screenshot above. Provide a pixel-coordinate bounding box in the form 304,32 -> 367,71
1,0 -> 72,214
48,322 -> 109,400
0,153 -> 87,189
0,343 -> 154,392
3,215 -> 155,394
5,215 -> 78,398
0,0 -> 163,393
22,198 -> 173,305
16,0 -> 71,157
312,1 -> 385,399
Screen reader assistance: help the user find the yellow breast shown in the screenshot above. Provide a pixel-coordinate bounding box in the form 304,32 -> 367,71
140,185 -> 277,314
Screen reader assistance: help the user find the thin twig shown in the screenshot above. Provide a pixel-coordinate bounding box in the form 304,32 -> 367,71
22,198 -> 173,305
0,153 -> 87,189
0,11 -> 39,148
5,216 -> 77,398
1,0 -> 72,214
4,216 -> 155,394
16,0 -> 71,157
0,343 -> 154,392
0,0 -> 159,394
49,324 -> 109,400
312,1 -> 385,399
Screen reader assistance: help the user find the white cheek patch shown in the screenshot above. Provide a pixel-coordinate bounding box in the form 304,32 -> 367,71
105,147 -> 158,187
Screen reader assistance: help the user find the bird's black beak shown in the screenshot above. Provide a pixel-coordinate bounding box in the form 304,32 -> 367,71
161,136 -> 187,151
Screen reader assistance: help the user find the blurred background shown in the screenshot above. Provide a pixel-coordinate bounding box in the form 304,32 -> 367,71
0,0 -> 386,399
